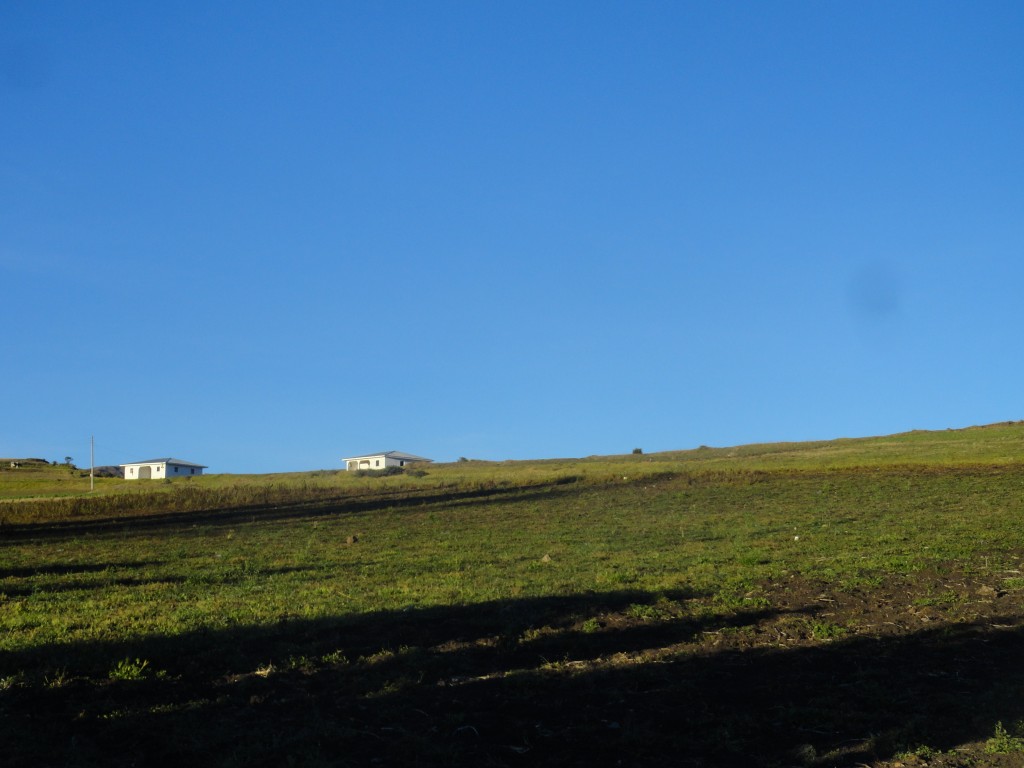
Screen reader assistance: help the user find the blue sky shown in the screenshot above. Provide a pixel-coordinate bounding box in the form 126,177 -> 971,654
3,2 -> 1023,473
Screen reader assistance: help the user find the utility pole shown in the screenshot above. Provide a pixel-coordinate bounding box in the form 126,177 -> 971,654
90,435 -> 95,492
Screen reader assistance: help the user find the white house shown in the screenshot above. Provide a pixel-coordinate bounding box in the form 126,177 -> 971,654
120,458 -> 207,480
342,451 -> 432,471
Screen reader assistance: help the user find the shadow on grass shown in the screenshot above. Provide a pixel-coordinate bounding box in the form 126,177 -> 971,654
0,481 -> 584,542
0,565 -> 318,598
4,588 -> 1024,767
0,561 -> 166,578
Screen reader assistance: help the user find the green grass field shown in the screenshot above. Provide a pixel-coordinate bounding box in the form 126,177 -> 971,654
4,423 -> 1024,766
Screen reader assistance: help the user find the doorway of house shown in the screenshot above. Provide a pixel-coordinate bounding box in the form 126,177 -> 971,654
139,466 -> 152,479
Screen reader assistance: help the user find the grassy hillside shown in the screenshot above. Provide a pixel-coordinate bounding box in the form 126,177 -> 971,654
5,420 -> 1024,504
0,458 -> 102,499
3,424 -> 1024,766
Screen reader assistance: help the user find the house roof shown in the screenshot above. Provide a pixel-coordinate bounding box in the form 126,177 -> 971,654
119,458 -> 208,468
342,451 -> 432,463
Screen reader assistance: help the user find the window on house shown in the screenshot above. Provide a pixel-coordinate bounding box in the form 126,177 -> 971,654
375,460 -> 380,467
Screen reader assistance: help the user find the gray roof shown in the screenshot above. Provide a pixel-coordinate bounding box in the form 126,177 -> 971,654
342,451 -> 432,463
119,458 -> 208,468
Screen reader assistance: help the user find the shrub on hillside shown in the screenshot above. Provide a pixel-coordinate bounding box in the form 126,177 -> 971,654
354,466 -> 405,478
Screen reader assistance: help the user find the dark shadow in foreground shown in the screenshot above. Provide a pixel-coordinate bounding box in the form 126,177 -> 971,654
3,588 -> 1024,767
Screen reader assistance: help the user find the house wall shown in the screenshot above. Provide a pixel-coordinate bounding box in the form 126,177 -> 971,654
345,455 -> 426,471
124,463 -> 166,480
346,455 -> 399,470
167,464 -> 203,476
124,463 -> 204,480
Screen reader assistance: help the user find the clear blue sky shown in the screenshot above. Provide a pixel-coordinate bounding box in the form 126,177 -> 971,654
3,2 -> 1022,473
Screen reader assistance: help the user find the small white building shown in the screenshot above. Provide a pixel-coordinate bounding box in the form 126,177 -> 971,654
342,451 -> 432,471
120,458 -> 207,480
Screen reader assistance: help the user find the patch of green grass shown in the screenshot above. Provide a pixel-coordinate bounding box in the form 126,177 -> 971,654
894,743 -> 941,760
912,589 -> 967,608
985,721 -> 1024,754
626,603 -> 667,621
109,657 -> 150,681
808,620 -> 848,641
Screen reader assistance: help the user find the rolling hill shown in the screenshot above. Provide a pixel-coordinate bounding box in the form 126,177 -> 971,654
3,423 -> 1024,766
